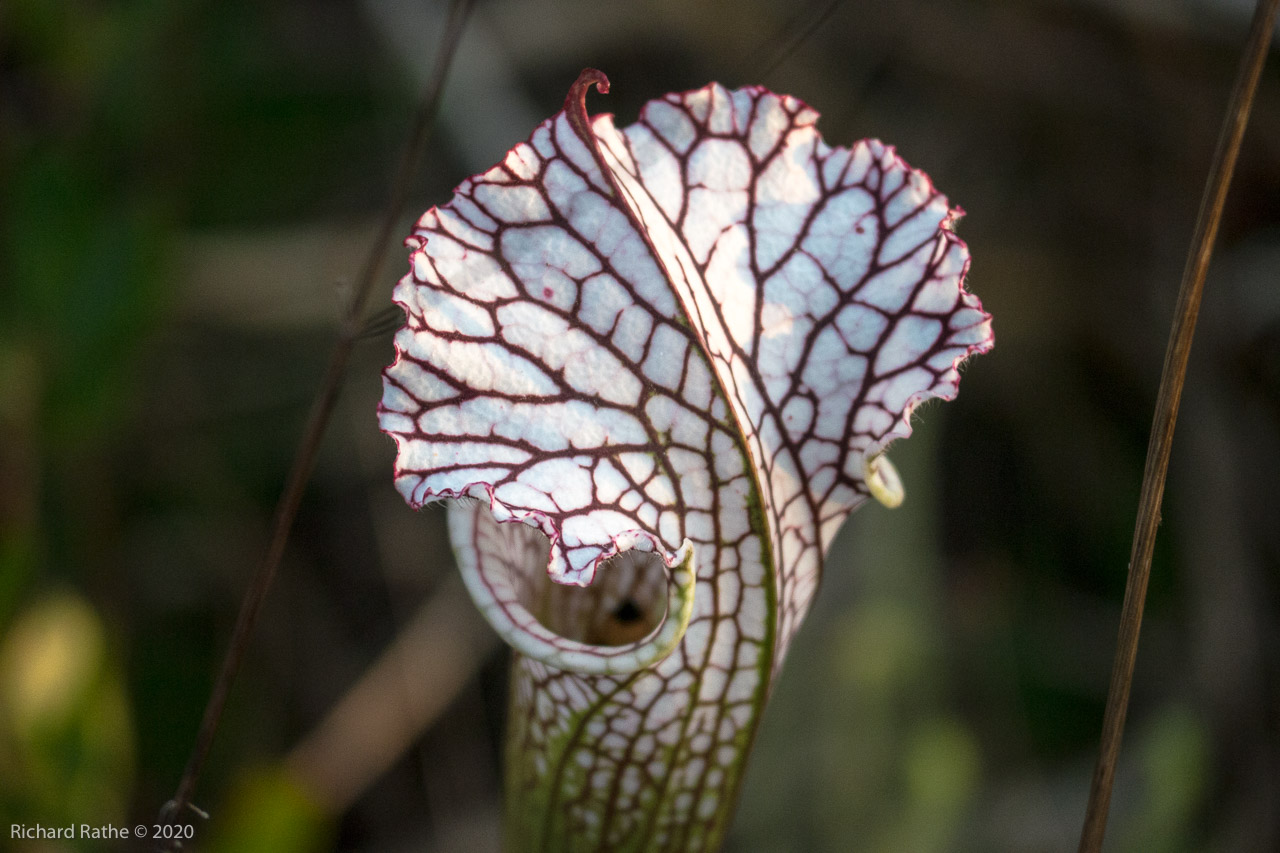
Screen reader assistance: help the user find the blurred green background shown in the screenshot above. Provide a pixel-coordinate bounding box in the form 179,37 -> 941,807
2,0 -> 1278,850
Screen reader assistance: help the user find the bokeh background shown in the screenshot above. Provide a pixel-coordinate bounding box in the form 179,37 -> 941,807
3,0 -> 1278,850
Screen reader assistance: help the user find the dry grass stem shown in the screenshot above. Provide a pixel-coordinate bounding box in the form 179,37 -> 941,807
159,0 -> 477,829
1077,1 -> 1280,849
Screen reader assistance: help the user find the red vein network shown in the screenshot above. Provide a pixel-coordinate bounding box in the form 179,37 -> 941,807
379,70 -> 992,851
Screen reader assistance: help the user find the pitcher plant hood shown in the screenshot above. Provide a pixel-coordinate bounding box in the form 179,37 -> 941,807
378,69 -> 992,851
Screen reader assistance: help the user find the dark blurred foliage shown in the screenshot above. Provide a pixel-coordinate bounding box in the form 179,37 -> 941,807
2,1 -> 1278,851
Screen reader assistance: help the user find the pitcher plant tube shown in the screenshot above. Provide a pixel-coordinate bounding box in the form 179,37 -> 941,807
378,69 -> 993,851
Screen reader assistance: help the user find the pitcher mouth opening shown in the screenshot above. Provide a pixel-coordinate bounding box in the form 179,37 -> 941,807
448,500 -> 695,676
531,549 -> 668,647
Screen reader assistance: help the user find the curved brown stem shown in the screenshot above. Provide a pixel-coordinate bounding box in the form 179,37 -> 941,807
1077,1 -> 1279,850
159,0 -> 476,832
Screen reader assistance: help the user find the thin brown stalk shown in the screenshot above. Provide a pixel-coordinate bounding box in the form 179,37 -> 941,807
755,0 -> 848,79
1077,1 -> 1279,850
159,0 -> 476,829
